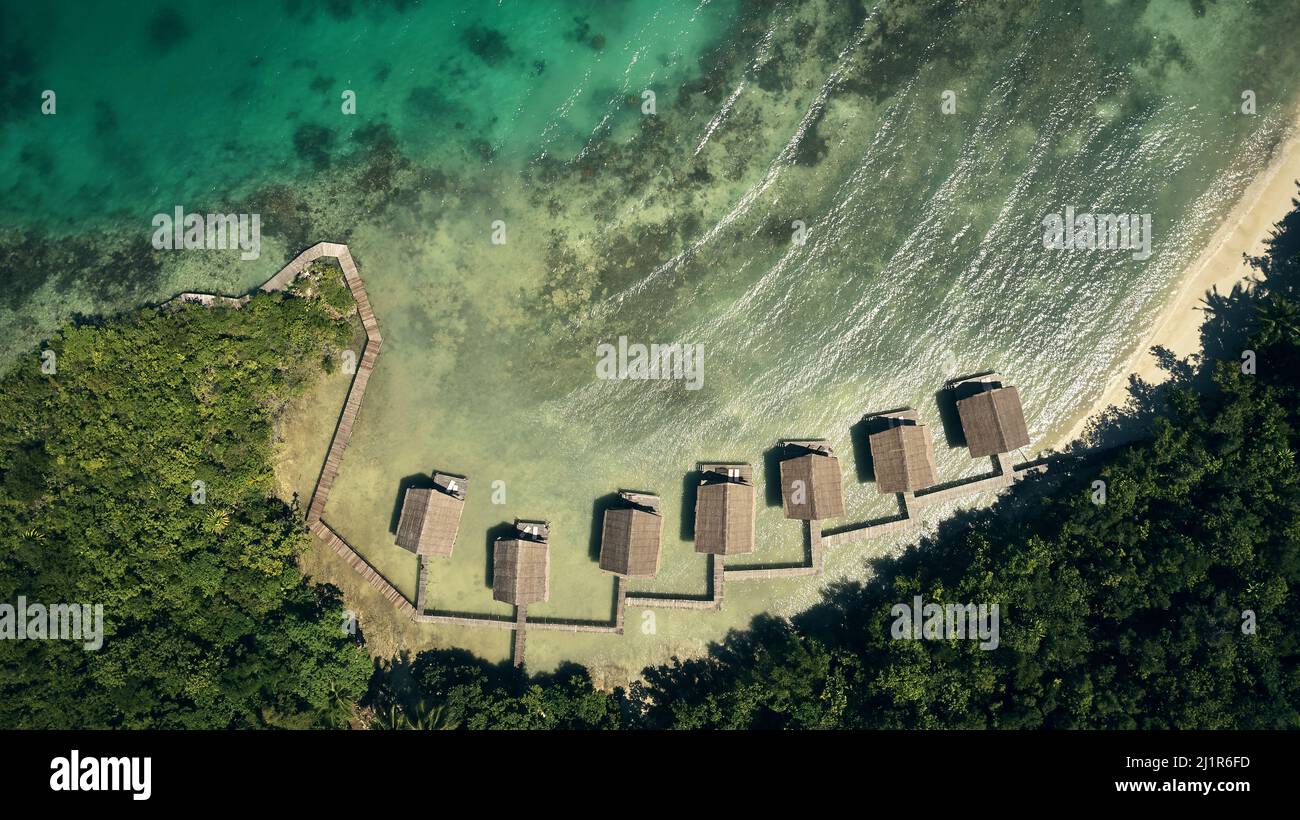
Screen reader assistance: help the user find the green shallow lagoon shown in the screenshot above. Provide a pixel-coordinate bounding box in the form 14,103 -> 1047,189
4,0 -> 1300,681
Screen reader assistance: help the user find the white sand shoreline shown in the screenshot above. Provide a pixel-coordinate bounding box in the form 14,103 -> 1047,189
1045,108 -> 1300,451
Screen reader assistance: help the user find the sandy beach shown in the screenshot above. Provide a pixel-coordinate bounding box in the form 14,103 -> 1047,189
1048,108 -> 1300,450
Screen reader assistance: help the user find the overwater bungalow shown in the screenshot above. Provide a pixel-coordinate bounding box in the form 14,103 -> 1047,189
868,410 -> 938,494
492,519 -> 550,605
394,472 -> 467,557
694,463 -> 756,555
599,491 -> 663,577
954,374 -> 1030,458
779,440 -> 845,520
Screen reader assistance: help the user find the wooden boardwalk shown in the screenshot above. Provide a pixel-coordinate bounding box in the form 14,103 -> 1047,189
167,240 -> 1058,670
815,453 -> 1048,551
413,612 -> 514,629
303,245 -> 382,526
576,455 -> 1046,600
269,244 -> 413,618
724,523 -> 824,581
624,555 -> 726,610
310,518 -> 415,617
513,605 -> 529,667
415,556 -> 429,613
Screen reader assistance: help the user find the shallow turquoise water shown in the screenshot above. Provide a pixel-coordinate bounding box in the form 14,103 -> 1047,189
0,0 -> 731,227
4,0 -> 1300,678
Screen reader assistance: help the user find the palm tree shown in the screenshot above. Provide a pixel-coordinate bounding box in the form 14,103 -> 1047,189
322,682 -> 357,729
369,703 -> 407,730
367,698 -> 460,730
1253,299 -> 1300,346
402,698 -> 461,730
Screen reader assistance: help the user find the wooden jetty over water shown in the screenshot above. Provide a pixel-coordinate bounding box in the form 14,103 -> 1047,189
169,241 -> 1053,669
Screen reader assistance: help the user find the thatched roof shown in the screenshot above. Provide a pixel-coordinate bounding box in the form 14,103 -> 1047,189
956,382 -> 1030,457
394,473 -> 467,557
779,441 -> 845,520
868,411 -> 937,494
492,520 -> 549,605
599,491 -> 663,576
695,464 -> 755,555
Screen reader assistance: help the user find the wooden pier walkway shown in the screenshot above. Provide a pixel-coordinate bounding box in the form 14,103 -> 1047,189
725,523 -> 824,581
513,606 -> 529,667
415,556 -> 429,613
815,452 -> 1047,551
302,244 -> 382,526
624,555 -> 727,609
309,518 -> 415,618
167,241 -> 1058,670
413,612 -> 515,629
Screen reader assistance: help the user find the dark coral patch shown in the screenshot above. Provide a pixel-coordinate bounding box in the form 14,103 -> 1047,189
461,25 -> 514,65
293,123 -> 337,170
146,7 -> 192,55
